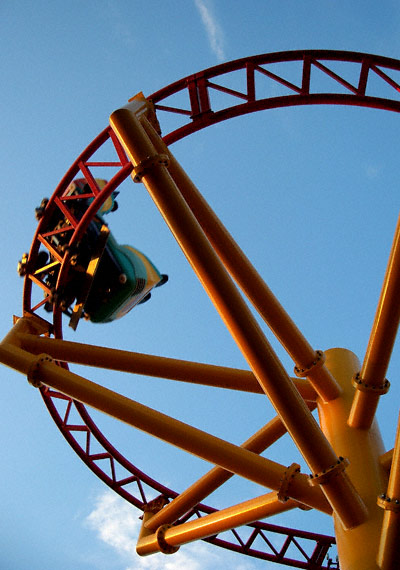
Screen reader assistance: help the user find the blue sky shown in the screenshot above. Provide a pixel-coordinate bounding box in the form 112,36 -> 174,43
1,1 -> 400,569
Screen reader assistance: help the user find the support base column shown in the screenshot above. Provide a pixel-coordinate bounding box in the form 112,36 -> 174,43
318,348 -> 388,570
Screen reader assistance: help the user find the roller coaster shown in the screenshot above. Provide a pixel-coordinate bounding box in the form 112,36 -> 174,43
2,50 -> 400,569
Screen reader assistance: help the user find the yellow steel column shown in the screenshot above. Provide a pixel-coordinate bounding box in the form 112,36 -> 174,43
109,106 -> 366,529
349,214 -> 400,429
137,492 -> 300,556
377,412 -> 400,570
142,116 -> 340,403
16,333 -> 317,399
0,338 -> 330,513
318,348 -> 388,570
16,329 -> 316,527
380,449 -> 393,473
145,414 -> 294,530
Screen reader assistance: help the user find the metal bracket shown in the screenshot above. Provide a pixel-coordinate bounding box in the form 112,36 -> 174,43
352,372 -> 390,395
142,496 -> 169,518
27,353 -> 53,388
309,456 -> 349,486
294,350 -> 326,378
15,313 -> 52,336
132,153 -> 170,182
278,463 -> 301,502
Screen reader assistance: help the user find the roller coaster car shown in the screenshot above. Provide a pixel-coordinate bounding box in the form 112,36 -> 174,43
19,179 -> 168,327
81,228 -> 168,324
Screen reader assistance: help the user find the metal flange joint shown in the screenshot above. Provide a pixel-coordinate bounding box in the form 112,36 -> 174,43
352,372 -> 390,395
294,350 -> 326,378
377,493 -> 400,513
132,153 -> 170,183
27,353 -> 53,388
278,463 -> 301,502
155,525 -> 180,555
309,456 -> 349,487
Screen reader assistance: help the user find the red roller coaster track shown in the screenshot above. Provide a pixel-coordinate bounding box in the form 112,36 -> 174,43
22,50 -> 400,569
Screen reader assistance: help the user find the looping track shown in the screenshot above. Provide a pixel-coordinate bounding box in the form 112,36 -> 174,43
22,50 -> 400,568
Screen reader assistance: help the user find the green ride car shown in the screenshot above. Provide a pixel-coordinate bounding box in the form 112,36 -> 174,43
19,178 -> 167,327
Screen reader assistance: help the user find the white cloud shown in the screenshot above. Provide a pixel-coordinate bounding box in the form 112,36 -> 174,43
84,490 -> 259,570
194,0 -> 226,62
85,491 -> 137,557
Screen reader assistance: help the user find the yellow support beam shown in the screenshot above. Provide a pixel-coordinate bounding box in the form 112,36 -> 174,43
349,214 -> 400,429
380,449 -> 393,473
377,412 -> 400,570
144,413 -> 305,530
109,104 -> 366,530
16,333 -> 317,400
137,492 -> 301,556
318,348 -> 388,570
0,334 -> 331,514
15,320 -> 317,527
142,116 -> 341,403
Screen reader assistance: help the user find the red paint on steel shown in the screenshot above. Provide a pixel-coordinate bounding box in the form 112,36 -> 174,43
149,50 -> 400,145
